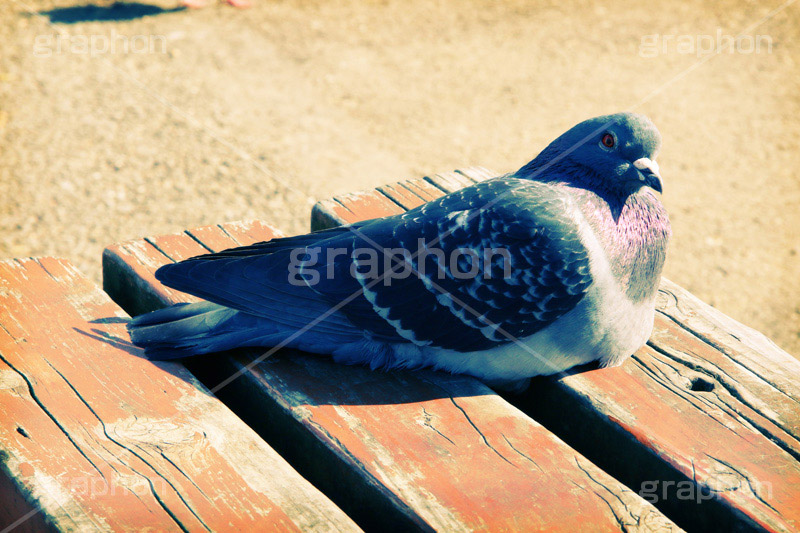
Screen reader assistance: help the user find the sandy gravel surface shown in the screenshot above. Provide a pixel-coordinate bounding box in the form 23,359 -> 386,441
1,0 -> 798,356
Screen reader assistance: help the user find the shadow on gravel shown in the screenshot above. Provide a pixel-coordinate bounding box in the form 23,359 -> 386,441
39,2 -> 185,23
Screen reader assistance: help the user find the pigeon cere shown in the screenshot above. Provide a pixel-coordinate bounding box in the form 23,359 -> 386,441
128,112 -> 670,390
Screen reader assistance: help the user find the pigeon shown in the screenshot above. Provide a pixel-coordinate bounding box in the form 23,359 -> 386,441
128,112 -> 670,390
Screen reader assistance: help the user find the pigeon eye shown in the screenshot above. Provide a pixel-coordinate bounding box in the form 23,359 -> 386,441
601,133 -> 616,148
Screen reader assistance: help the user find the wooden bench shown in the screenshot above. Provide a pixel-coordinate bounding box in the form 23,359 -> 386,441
0,257 -> 358,531
311,168 -> 800,532
8,167 -> 795,531
103,224 -> 677,531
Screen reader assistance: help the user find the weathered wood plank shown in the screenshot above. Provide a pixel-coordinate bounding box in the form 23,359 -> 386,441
313,170 -> 800,532
396,179 -> 443,203
376,183 -> 428,211
104,221 -> 679,532
310,166 -> 493,231
454,166 -> 497,183
310,190 -> 406,231
376,179 -> 444,211
424,169 -> 487,193
0,256 -> 358,532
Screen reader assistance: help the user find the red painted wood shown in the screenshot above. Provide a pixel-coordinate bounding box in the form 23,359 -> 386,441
186,221 -> 285,252
0,257 -> 358,532
546,342 -> 800,529
103,239 -> 203,317
424,170 -> 480,192
103,222 -> 678,532
310,192 -> 406,231
376,176 -> 458,210
400,178 -> 445,202
333,191 -> 406,222
376,182 -> 429,210
455,166 -> 496,182
311,167 -> 496,231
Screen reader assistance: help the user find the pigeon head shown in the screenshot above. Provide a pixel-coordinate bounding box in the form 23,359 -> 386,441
521,112 -> 664,196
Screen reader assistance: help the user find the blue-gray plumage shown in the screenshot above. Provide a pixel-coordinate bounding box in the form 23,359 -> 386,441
128,112 -> 670,389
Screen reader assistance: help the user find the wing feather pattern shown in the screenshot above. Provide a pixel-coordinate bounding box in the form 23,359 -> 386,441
155,178 -> 594,352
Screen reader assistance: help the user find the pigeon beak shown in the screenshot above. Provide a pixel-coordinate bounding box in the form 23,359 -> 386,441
632,158 -> 663,193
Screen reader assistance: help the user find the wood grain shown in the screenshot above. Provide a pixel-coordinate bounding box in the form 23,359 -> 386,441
0,255 -> 358,532
313,167 -> 800,532
103,220 -> 679,532
310,168 -> 493,230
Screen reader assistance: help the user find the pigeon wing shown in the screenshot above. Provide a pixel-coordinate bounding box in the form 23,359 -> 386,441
154,178 -> 594,352
316,178 -> 595,350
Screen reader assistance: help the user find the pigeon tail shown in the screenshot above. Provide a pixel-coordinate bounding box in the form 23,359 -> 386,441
128,302 -> 291,360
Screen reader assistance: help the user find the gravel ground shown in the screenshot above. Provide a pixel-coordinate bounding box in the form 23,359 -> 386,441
1,0 -> 798,356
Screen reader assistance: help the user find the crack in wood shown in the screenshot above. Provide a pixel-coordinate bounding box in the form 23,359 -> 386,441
399,182 -> 436,201
143,475 -> 192,533
158,450 -> 214,505
143,238 -> 178,264
416,376 -> 516,467
703,454 -> 781,516
44,360 -> 212,532
0,352 -> 106,479
0,321 -> 19,342
631,355 -> 736,435
573,457 -> 639,530
216,224 -> 242,246
183,231 -> 215,254
446,397 -> 516,468
656,310 -> 800,407
32,258 -> 60,283
89,436 -> 159,511
500,434 -> 544,473
645,342 -> 800,462
453,170 -> 480,183
422,176 -> 453,195
645,356 -> 732,418
332,198 -> 357,216
376,187 -> 412,211
420,406 -> 455,446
